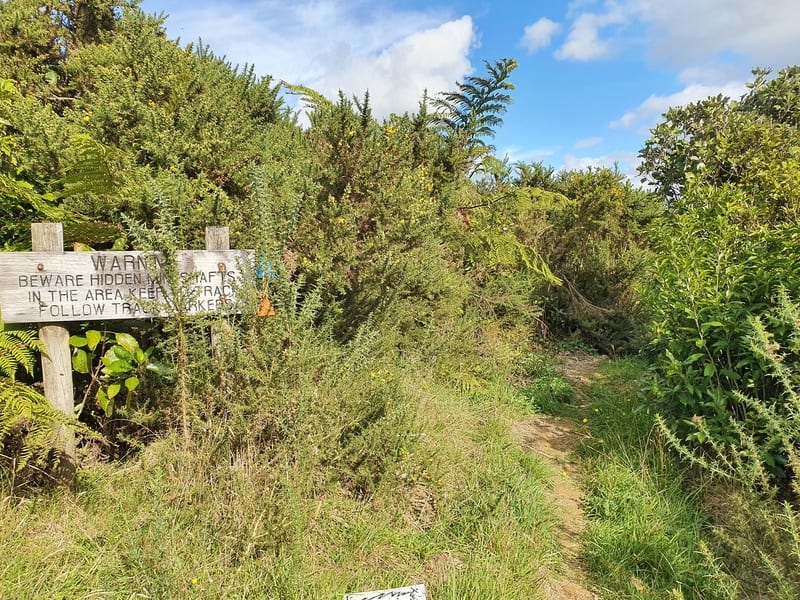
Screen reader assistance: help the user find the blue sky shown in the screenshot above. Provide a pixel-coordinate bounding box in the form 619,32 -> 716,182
138,0 -> 800,182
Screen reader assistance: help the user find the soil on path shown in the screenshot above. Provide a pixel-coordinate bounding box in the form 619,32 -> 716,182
512,352 -> 605,600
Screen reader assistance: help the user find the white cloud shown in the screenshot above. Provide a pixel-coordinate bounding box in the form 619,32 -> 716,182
555,3 -> 628,61
574,136 -> 603,149
318,16 -> 476,119
499,145 -> 556,164
521,18 -> 562,53
632,0 -> 800,66
610,80 -> 749,131
561,151 -> 641,181
150,1 -> 475,119
676,64 -> 743,86
553,0 -> 800,66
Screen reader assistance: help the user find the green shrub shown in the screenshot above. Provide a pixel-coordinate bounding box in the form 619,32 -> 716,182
510,167 -> 662,354
642,185 -> 800,482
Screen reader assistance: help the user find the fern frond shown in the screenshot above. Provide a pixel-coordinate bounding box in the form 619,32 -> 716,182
282,82 -> 332,111
0,379 -> 61,470
57,134 -> 116,199
0,327 -> 44,379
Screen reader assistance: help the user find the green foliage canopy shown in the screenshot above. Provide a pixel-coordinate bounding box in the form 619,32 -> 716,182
640,66 -> 800,484
639,66 -> 800,219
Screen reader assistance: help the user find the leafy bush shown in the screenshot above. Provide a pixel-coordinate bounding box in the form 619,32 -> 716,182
642,184 -> 800,482
639,66 -> 800,212
70,328 -> 165,419
651,289 -> 800,597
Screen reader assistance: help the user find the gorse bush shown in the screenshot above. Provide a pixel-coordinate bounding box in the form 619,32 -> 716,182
296,92 -> 451,338
181,276 -> 416,499
504,165 -> 661,353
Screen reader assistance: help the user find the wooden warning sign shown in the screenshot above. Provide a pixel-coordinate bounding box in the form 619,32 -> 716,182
0,249 -> 253,323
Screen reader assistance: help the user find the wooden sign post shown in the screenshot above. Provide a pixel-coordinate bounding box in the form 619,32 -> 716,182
32,223 -> 76,483
0,223 -> 254,484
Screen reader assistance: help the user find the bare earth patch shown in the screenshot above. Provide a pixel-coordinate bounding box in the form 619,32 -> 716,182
512,352 -> 606,600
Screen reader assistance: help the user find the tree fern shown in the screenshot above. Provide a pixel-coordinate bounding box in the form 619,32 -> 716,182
433,57 -> 518,153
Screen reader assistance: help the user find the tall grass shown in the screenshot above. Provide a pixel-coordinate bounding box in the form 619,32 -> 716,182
1,298 -> 567,598
576,359 -> 738,599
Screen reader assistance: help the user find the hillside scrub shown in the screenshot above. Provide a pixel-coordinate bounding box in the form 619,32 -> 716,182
637,66 -> 800,595
4,0 -> 800,595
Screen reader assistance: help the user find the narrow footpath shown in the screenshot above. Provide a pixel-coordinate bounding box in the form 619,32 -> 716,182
513,353 -> 605,600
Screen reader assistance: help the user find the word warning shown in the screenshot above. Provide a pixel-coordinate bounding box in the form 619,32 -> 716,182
0,250 -> 253,324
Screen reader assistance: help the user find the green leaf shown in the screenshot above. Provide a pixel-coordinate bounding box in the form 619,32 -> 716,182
97,388 -> 113,417
107,382 -> 121,399
72,348 -> 90,374
703,363 -> 716,377
102,359 -> 132,375
86,329 -> 103,351
701,321 -> 725,332
105,345 -> 133,363
124,376 -> 140,392
69,335 -> 87,348
114,332 -> 139,354
684,353 -> 705,365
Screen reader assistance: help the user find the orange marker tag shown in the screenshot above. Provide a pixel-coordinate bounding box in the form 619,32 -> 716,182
258,295 -> 276,317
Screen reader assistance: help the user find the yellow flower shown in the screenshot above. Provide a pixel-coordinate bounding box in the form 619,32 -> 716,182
582,418 -> 588,424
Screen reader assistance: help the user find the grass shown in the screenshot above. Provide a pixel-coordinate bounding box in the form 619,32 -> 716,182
574,358 -> 738,600
0,346 -> 565,599
15,312 -> 798,599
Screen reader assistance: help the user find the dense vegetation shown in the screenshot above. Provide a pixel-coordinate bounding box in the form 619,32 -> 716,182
2,1 -> 800,597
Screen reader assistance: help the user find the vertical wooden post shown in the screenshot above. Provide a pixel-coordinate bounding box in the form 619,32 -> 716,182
205,226 -> 229,252
205,226 -> 231,360
32,223 -> 76,484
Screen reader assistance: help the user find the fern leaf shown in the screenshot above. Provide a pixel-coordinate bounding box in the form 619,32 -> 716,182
0,327 -> 43,379
0,379 -> 61,471
57,134 -> 116,199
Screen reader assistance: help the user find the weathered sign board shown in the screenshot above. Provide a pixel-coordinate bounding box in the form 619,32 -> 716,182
2,223 -> 256,484
0,249 -> 254,323
344,584 -> 427,600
